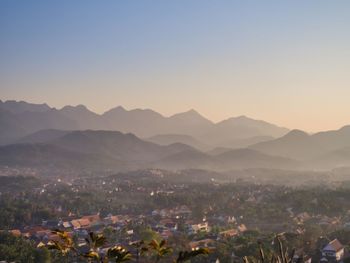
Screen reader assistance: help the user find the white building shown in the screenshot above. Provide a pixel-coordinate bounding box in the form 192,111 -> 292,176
320,239 -> 344,263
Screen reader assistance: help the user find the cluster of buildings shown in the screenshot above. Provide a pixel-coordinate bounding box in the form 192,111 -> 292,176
290,239 -> 348,263
3,203 -> 251,258
2,207 -> 350,263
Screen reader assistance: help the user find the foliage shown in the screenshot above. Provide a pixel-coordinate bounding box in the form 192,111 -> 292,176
107,246 -> 133,263
43,230 -> 209,263
0,231 -> 50,263
176,247 -> 210,262
147,239 -> 173,262
243,237 -> 294,263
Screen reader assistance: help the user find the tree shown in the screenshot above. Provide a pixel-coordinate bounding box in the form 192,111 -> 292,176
147,239 -> 173,262
43,230 -> 210,263
176,247 -> 210,263
0,231 -> 50,263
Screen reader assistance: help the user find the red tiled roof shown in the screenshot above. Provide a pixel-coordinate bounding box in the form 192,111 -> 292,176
9,229 -> 21,237
219,229 -> 238,237
81,214 -> 101,223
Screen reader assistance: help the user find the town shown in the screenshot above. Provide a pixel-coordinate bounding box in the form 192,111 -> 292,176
1,169 -> 350,262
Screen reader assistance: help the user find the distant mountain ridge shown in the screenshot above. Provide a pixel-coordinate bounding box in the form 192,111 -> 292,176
0,100 -> 289,147
2,100 -> 350,171
250,126 -> 350,168
146,134 -> 210,151
0,129 -> 300,172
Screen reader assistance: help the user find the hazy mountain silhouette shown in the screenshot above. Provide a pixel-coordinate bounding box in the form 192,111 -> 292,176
101,106 -> 165,136
50,130 -> 193,162
0,143 -> 126,170
60,105 -> 106,130
200,116 -> 289,145
154,147 -> 298,171
16,129 -> 70,144
0,108 -> 26,144
146,134 -> 210,151
312,146 -> 350,169
0,129 -> 300,172
17,109 -> 78,134
101,108 -> 214,137
214,148 -> 299,170
0,100 -> 290,147
250,130 -> 320,160
206,147 -> 234,155
218,135 -> 275,149
0,130 -> 196,171
251,126 -> 350,161
165,109 -> 214,136
312,125 -> 350,152
154,149 -> 215,170
0,100 -> 50,114
0,101 -> 78,144
5,99 -> 350,171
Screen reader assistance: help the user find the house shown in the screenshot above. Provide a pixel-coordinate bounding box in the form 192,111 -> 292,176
62,221 -> 73,229
227,216 -> 236,224
104,214 -> 131,226
69,214 -> 102,230
9,229 -> 21,237
42,220 -> 59,228
292,249 -> 312,263
188,222 -> 209,234
71,218 -> 91,229
318,216 -> 340,227
22,226 -> 47,237
294,212 -> 311,224
174,205 -> 192,216
237,224 -> 247,233
189,239 -> 215,250
104,214 -> 120,225
81,214 -> 101,225
320,239 -> 344,263
218,229 -> 238,239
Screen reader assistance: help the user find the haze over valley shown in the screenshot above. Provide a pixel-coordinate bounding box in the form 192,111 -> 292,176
1,99 -> 350,174
2,1 -> 350,262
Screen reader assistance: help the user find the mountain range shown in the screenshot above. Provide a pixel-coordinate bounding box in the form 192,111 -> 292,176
0,100 -> 289,148
2,99 -> 350,172
250,126 -> 350,169
0,129 -> 299,172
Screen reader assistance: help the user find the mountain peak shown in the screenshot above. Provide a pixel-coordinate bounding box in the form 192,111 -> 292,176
0,100 -> 51,114
236,115 -> 249,120
76,104 -> 88,110
284,129 -> 309,138
219,115 -> 256,124
103,106 -> 126,115
339,125 -> 350,132
187,109 -> 199,114
130,108 -> 163,115
61,104 -> 89,111
170,109 -> 208,120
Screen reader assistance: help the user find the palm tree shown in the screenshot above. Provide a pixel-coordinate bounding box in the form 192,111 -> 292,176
39,229 -> 76,263
43,230 -> 210,263
148,239 -> 173,262
176,247 -> 210,263
130,240 -> 148,263
82,231 -> 107,261
43,229 -> 75,256
106,246 -> 133,263
243,236 -> 295,263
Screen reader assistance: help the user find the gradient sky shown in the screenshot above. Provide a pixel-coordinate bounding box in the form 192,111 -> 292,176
1,1 -> 350,132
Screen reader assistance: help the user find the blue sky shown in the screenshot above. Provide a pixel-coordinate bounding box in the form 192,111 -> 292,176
1,1 -> 350,131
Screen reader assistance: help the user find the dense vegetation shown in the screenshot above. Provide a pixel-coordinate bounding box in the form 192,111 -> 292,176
1,174 -> 350,262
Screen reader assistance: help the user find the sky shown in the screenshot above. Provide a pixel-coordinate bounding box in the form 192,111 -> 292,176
1,1 -> 350,132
